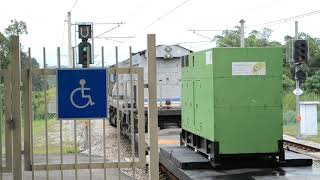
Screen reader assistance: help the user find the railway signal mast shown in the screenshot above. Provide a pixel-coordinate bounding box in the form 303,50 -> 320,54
293,21 -> 308,139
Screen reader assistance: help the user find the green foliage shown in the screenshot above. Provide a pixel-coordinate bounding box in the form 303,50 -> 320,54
214,27 -> 282,48
302,71 -> 320,95
214,27 -> 241,47
282,74 -> 295,92
283,92 -> 320,111
4,19 -> 28,36
0,32 -> 9,69
32,87 -> 56,120
283,93 -> 296,111
1,19 -> 29,69
1,20 -> 43,91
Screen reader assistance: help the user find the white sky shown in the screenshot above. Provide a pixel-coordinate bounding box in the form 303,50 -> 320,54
1,0 -> 320,67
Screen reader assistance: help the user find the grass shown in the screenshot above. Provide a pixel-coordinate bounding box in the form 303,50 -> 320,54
283,124 -> 320,144
283,91 -> 320,144
33,145 -> 79,154
32,118 -> 80,155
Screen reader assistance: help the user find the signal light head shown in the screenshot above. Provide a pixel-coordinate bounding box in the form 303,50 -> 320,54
294,39 -> 308,64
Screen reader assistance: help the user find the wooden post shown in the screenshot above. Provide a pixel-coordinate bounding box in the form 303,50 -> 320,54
147,34 -> 159,180
10,36 -> 22,179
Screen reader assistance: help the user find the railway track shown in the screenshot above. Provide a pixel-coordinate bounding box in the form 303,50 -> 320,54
283,139 -> 320,160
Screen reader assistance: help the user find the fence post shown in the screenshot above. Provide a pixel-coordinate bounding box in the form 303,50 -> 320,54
10,36 -> 22,179
23,47 -> 32,170
147,34 -> 159,180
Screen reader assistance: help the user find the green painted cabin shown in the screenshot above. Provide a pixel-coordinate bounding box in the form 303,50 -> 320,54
181,48 -> 283,155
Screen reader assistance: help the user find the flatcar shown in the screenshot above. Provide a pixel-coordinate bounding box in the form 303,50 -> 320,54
180,47 -> 284,165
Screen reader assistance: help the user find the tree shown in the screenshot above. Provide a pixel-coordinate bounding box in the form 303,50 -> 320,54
0,32 -> 9,69
1,19 -> 28,69
5,19 -> 28,36
282,74 -> 295,92
214,27 -> 241,47
302,71 -> 320,95
1,19 -> 43,91
214,27 -> 282,48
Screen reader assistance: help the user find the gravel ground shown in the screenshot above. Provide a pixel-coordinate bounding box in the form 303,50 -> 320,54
80,120 -> 149,180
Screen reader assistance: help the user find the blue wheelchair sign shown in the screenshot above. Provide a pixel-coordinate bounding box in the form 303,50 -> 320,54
57,69 -> 107,119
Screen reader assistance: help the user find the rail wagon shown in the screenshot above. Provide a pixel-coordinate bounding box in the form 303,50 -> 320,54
109,45 -> 192,135
180,47 -> 284,165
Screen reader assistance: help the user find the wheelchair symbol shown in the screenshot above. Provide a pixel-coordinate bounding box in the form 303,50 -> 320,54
70,79 -> 95,109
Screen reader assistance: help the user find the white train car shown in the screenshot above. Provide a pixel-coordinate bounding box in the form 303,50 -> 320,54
109,45 -> 192,131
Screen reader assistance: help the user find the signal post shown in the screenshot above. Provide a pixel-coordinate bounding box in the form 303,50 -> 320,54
293,38 -> 308,139
78,24 -> 93,149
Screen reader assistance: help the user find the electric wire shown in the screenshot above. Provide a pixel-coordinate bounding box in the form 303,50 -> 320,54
247,9 -> 320,28
70,0 -> 80,12
123,0 -> 192,44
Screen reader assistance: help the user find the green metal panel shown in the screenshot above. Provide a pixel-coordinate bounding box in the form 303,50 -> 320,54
181,47 -> 283,155
181,80 -> 194,130
215,107 -> 282,154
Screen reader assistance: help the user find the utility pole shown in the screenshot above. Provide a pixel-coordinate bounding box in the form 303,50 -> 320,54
67,12 -> 73,67
294,21 -> 302,139
67,11 -> 74,143
240,19 -> 245,47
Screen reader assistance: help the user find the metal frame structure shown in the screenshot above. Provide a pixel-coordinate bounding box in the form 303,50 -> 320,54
0,34 -> 158,180
23,68 -> 146,172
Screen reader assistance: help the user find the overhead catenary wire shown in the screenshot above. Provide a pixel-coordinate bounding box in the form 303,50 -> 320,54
94,23 -> 124,39
70,0 -> 80,12
122,0 -> 192,44
190,30 -> 232,47
247,9 -> 320,28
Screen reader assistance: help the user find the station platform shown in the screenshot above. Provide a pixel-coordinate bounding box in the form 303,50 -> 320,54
160,146 -> 319,180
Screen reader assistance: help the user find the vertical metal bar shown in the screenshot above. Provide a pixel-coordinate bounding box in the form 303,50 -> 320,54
0,68 -> 3,180
73,47 -> 76,68
73,47 -> 78,180
57,47 -> 64,180
91,22 -> 94,64
115,47 -> 121,180
74,120 -> 78,180
294,21 -> 301,140
137,69 -> 146,167
4,72 -> 12,172
43,47 -> 49,180
89,121 -> 92,180
102,46 -> 107,180
24,48 -> 32,171
87,46 -> 90,68
11,36 -> 22,180
30,48 -> 35,180
0,55 -> 3,180
147,34 -> 159,180
0,54 -> 2,180
129,47 -> 136,179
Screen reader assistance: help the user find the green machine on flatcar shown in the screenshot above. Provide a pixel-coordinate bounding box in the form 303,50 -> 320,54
180,48 -> 284,164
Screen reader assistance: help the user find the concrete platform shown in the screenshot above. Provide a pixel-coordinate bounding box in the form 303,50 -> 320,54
160,146 -> 319,180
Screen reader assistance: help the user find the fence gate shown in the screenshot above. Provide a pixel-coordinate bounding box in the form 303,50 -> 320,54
0,36 -> 22,179
0,35 -> 159,180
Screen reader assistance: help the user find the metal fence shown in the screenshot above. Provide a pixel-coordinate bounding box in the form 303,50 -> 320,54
0,35 -> 159,180
0,36 -> 21,179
